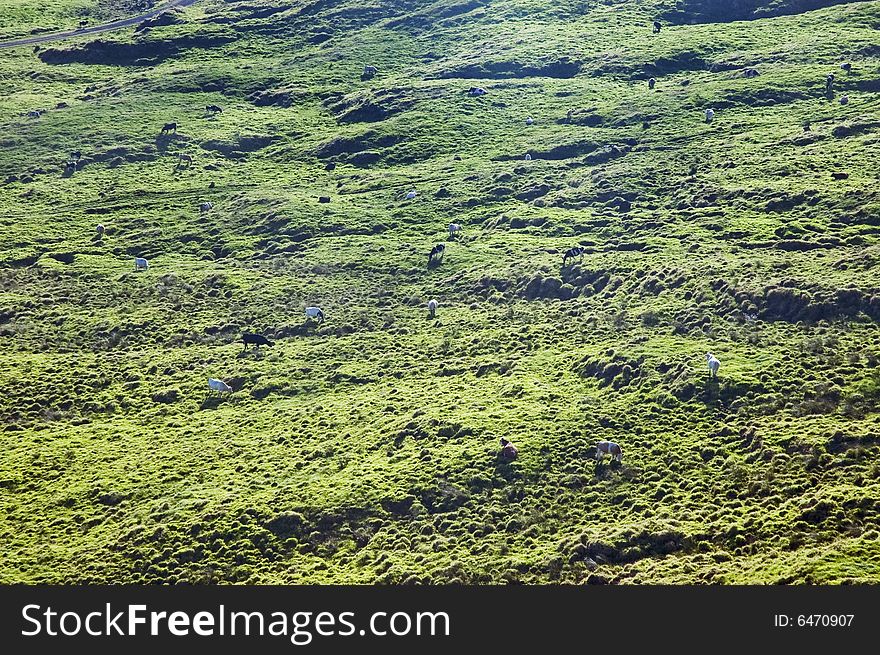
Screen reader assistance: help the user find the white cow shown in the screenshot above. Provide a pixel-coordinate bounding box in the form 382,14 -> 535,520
705,108 -> 715,123
96,224 -> 105,236
427,298 -> 438,318
306,306 -> 325,322
524,153 -> 532,161
525,116 -> 535,125
208,377 -> 233,395
199,202 -> 213,213
448,223 -> 462,239
134,257 -> 149,270
706,352 -> 720,378
405,190 -> 418,200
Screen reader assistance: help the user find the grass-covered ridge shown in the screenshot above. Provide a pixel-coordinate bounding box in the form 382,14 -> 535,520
0,0 -> 879,584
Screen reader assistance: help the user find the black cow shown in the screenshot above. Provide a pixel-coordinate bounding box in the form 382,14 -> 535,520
242,333 -> 274,350
160,122 -> 177,134
205,105 -> 223,114
428,243 -> 446,266
652,21 -> 661,33
563,246 -> 587,267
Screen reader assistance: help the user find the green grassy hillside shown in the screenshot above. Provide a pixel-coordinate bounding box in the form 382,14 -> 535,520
1,0 -> 879,584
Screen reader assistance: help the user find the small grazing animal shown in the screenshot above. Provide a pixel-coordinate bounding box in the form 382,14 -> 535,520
428,243 -> 445,265
468,86 -> 488,96
305,306 -> 325,322
325,162 -> 337,171
525,116 -> 534,125
242,332 -> 274,350
199,201 -> 213,212
652,21 -> 661,33
706,352 -> 720,378
562,246 -> 586,267
500,437 -> 518,461
205,104 -> 223,113
96,224 -> 105,236
405,190 -> 418,200
595,440 -> 623,464
427,298 -> 438,318
362,65 -> 379,79
705,108 -> 715,123
177,153 -> 193,167
742,68 -> 760,78
831,172 -> 849,180
161,122 -> 177,134
839,95 -> 849,105
208,377 -> 233,395
318,196 -> 331,203
840,62 -> 852,72
448,223 -> 462,239
134,257 -> 149,271
803,122 -> 811,132
71,151 -> 82,160
825,74 -> 835,93
524,153 -> 532,161
648,77 -> 656,89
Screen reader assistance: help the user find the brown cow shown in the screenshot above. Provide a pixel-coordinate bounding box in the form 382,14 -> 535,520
500,437 -> 518,461
595,440 -> 622,464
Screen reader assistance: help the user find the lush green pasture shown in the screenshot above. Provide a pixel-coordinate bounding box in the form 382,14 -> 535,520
1,0 -> 879,583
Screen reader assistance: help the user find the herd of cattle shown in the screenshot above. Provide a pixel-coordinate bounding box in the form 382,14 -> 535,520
78,17 -> 855,468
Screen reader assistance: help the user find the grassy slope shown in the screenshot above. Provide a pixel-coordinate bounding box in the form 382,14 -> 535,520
0,0 -> 879,584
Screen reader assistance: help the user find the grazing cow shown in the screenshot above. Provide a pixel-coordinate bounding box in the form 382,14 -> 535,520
27,110 -> 41,119
831,172 -> 849,180
803,122 -> 812,132
325,162 -> 337,171
499,437 -> 518,461
71,151 -> 82,160
706,352 -> 720,378
652,21 -> 661,33
648,77 -> 656,89
405,190 -> 418,200
205,104 -> 222,114
448,223 -> 462,239
595,440 -> 623,464
524,153 -> 532,161
526,116 -> 535,125
161,122 -> 177,134
705,108 -> 715,123
319,196 -> 331,203
134,257 -> 149,271
208,377 -> 233,396
427,298 -> 438,318
178,153 -> 193,167
825,74 -> 835,94
841,62 -> 852,72
362,65 -> 379,80
566,109 -> 574,122
742,68 -> 760,78
428,243 -> 445,265
305,306 -> 325,323
563,246 -> 586,267
468,86 -> 488,96
199,201 -> 213,212
96,224 -> 105,236
242,332 -> 274,350
839,95 -> 849,105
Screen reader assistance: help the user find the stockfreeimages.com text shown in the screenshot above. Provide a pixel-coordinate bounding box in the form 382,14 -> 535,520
22,604 -> 450,645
